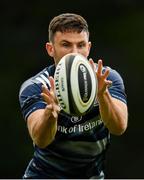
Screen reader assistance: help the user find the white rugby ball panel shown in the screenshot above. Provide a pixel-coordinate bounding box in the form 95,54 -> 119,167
54,57 -> 70,113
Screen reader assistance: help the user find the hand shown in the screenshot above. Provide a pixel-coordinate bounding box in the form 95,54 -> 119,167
89,59 -> 112,97
41,76 -> 60,119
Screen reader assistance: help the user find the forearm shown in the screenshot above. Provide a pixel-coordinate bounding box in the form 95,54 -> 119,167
28,108 -> 58,148
98,90 -> 128,135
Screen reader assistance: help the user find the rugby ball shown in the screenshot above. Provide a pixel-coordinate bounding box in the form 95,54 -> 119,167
54,53 -> 98,116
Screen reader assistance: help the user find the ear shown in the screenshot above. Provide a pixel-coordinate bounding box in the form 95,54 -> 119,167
46,42 -> 54,57
88,42 -> 91,52
87,41 -> 92,56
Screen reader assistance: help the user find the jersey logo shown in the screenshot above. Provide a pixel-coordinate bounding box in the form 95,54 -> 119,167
71,116 -> 82,123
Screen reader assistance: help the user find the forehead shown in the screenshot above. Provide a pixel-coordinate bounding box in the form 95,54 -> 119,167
53,31 -> 89,43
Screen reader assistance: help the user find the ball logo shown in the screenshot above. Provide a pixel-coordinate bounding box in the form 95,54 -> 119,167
61,77 -> 65,91
55,62 -> 66,109
79,64 -> 86,73
78,64 -> 91,103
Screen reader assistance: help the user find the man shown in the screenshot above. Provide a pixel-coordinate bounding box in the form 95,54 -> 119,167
19,13 -> 128,179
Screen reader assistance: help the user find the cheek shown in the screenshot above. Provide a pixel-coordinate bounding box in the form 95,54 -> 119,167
79,45 -> 91,57
79,50 -> 90,58
56,50 -> 71,59
54,51 -> 68,64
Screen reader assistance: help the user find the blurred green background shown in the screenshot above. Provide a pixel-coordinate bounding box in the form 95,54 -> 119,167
1,0 -> 144,178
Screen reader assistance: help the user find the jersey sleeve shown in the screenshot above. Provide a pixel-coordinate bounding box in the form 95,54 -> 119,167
107,68 -> 127,104
19,79 -> 47,120
19,66 -> 55,120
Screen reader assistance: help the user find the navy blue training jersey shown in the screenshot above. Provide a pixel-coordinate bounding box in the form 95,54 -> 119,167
19,64 -> 127,179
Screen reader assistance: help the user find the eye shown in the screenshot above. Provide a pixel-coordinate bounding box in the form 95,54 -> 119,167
62,42 -> 70,48
78,42 -> 86,48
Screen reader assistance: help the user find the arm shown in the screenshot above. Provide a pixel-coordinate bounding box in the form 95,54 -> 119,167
89,59 -> 128,135
98,90 -> 128,135
27,77 -> 60,148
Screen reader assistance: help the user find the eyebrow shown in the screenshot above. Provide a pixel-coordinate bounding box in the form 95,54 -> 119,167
60,40 -> 86,44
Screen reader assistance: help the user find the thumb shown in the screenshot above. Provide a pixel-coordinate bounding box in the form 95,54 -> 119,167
44,104 -> 53,117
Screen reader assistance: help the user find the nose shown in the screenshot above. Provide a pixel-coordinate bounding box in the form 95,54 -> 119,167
71,45 -> 78,54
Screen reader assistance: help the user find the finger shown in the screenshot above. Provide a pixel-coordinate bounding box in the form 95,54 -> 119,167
42,85 -> 53,99
51,103 -> 60,118
44,105 -> 58,119
104,80 -> 112,89
52,110 -> 58,119
97,59 -> 103,75
103,68 -> 110,79
89,58 -> 96,71
42,85 -> 48,94
101,80 -> 111,92
46,104 -> 53,110
49,76 -> 59,103
49,76 -> 55,91
53,104 -> 61,113
55,94 -> 59,104
41,92 -> 52,104
107,80 -> 113,88
42,87 -> 52,99
44,105 -> 53,117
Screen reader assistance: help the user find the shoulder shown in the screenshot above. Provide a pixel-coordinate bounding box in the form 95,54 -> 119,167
100,65 -> 125,87
19,65 -> 55,96
103,66 -> 127,104
107,67 -> 124,84
19,65 -> 55,105
19,65 -> 55,119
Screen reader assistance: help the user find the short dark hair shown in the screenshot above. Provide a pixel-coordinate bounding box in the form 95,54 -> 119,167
48,13 -> 89,42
